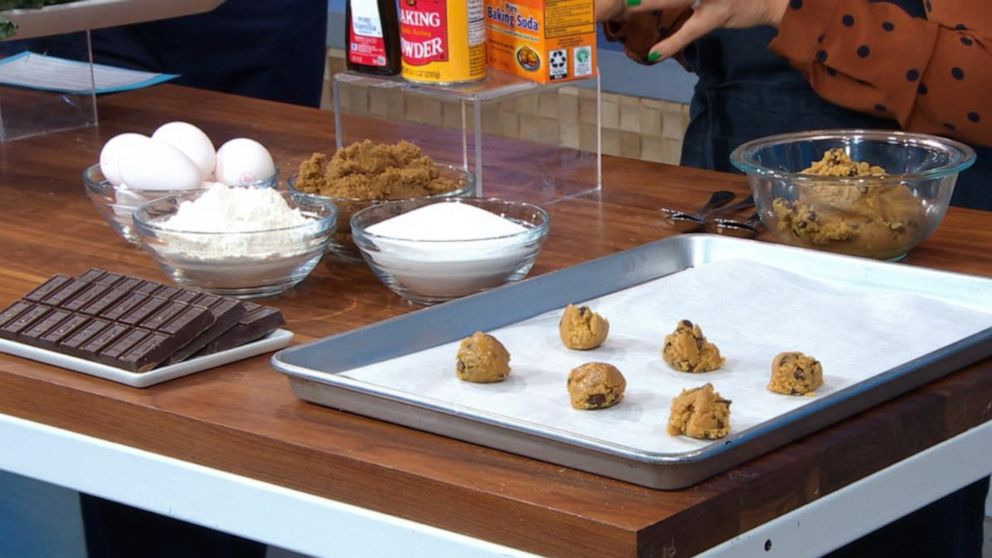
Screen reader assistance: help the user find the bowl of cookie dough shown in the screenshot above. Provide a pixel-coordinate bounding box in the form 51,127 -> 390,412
730,130 -> 975,260
287,140 -> 475,262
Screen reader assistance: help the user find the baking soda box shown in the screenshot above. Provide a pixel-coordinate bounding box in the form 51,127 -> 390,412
485,0 -> 597,83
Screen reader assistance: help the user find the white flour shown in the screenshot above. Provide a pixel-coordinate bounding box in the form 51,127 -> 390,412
157,183 -> 315,259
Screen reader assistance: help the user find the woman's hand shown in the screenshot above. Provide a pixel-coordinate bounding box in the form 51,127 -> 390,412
623,0 -> 790,61
596,0 -> 627,22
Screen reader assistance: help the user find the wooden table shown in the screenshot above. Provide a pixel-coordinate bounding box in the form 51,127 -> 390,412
1,85 -> 991,557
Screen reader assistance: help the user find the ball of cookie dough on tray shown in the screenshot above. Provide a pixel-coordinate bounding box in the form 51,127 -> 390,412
567,362 -> 626,410
662,320 -> 725,373
559,303 -> 610,350
456,331 -> 511,383
768,351 -> 824,395
667,383 -> 732,440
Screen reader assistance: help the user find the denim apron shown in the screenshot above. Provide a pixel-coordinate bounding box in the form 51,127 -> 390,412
679,1 -> 990,210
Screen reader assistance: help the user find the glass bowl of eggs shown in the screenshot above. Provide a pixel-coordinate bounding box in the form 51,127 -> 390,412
351,198 -> 550,305
85,122 -> 278,244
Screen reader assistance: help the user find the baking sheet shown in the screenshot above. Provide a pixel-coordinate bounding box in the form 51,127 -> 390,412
273,236 -> 992,488
338,259 -> 992,455
1,328 -> 292,388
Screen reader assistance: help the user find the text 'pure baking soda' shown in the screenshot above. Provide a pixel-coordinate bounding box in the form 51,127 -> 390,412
485,0 -> 597,83
399,0 -> 487,84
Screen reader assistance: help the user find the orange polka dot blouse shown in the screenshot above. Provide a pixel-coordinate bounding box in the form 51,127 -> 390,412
604,1 -> 992,147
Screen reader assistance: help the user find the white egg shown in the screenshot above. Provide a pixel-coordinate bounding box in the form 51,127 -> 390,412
99,133 -> 150,186
215,138 -> 276,186
118,138 -> 202,191
152,121 -> 216,181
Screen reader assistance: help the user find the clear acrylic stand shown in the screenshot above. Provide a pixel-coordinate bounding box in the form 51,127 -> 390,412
332,70 -> 602,203
0,30 -> 97,142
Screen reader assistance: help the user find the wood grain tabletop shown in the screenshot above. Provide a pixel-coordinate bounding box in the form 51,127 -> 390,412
1,85 -> 991,557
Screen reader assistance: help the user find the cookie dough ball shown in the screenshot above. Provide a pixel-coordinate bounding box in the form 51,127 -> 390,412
768,351 -> 824,395
667,383 -> 732,440
559,303 -> 610,350
567,362 -> 626,410
456,331 -> 510,383
662,320 -> 725,373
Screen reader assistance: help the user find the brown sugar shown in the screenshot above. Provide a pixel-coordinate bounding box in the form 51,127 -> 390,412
295,140 -> 459,200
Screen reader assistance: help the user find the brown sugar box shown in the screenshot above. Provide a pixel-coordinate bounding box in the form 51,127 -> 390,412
559,303 -> 609,350
667,383 -> 731,440
768,351 -> 824,395
662,319 -> 725,373
456,331 -> 510,383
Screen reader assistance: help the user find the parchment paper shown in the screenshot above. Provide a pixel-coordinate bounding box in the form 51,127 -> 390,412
342,259 -> 992,454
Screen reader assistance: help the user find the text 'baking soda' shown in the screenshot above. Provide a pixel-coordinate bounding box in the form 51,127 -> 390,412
485,0 -> 597,84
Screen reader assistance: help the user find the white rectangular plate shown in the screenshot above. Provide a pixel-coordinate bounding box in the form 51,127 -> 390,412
1,328 -> 292,388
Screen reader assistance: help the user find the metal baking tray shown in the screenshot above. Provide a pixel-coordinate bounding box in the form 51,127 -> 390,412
271,235 -> 992,489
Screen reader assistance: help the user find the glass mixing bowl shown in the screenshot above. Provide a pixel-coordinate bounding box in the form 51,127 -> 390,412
132,190 -> 335,298
730,129 -> 975,260
351,198 -> 550,305
84,163 -> 279,245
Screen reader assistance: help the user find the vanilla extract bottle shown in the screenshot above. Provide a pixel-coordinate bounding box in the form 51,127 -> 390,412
346,0 -> 402,76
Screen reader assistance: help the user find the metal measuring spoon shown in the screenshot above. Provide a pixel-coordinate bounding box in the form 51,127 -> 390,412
712,212 -> 764,238
660,190 -> 736,233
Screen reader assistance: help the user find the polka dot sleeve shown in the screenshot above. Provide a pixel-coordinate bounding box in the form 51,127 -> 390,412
770,0 -> 992,147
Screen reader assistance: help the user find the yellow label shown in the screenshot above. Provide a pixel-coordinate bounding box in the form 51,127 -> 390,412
401,0 -> 487,83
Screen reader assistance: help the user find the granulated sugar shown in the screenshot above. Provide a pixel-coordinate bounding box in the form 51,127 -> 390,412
361,201 -> 538,299
366,201 -> 526,240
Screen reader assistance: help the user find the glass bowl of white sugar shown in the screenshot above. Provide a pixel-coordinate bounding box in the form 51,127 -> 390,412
132,184 -> 336,298
286,163 -> 475,263
351,198 -> 550,305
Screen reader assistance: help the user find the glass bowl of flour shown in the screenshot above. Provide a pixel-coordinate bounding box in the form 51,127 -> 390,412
132,184 -> 336,298
351,198 -> 550,305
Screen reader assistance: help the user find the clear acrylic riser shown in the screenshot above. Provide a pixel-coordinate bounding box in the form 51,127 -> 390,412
0,31 -> 97,142
332,70 -> 602,204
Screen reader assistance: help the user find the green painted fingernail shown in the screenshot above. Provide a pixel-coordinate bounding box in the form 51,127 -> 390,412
648,51 -> 662,62
626,0 -> 641,6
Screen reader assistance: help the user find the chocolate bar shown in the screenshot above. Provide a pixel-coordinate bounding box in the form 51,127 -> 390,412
166,294 -> 246,364
0,270 -> 285,374
198,302 -> 286,356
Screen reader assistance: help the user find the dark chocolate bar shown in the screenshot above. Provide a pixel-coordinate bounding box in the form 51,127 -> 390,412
197,302 -> 285,356
0,270 -> 285,374
166,294 -> 246,364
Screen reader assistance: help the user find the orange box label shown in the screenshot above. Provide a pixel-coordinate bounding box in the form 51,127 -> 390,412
485,0 -> 597,84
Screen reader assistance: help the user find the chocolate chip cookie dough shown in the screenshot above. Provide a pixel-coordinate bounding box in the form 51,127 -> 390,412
768,351 -> 824,395
771,148 -> 925,259
662,320 -> 725,373
667,383 -> 732,440
559,304 -> 609,350
567,362 -> 626,410
456,331 -> 511,383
